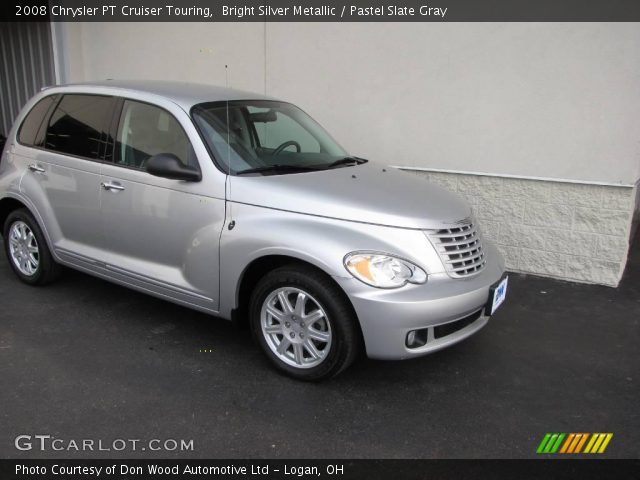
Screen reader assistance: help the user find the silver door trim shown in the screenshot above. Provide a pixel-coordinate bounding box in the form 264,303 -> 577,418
55,247 -> 213,303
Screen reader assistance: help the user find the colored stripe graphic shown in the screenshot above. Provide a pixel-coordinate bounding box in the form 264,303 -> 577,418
538,433 -> 613,454
574,433 -> 589,453
597,434 -> 613,453
550,433 -> 565,453
567,433 -> 581,453
536,433 -> 552,454
593,433 -> 607,452
584,433 -> 613,454
544,434 -> 559,453
536,433 -> 565,454
559,433 -> 573,453
583,433 -> 598,453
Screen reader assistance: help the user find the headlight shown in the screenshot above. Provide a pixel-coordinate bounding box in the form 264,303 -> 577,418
344,252 -> 427,289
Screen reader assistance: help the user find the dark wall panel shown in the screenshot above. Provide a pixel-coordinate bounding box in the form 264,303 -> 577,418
0,22 -> 55,136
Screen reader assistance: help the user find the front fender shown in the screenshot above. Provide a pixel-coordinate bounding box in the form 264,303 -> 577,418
218,202 -> 444,318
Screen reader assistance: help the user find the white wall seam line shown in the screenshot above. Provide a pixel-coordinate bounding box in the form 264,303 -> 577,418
392,166 -> 637,188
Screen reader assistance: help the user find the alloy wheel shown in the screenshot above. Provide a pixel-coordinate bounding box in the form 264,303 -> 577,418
8,220 -> 39,276
260,287 -> 332,368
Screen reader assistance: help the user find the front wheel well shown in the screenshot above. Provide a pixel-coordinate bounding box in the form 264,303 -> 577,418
233,256 -> 321,326
232,255 -> 362,341
0,198 -> 29,235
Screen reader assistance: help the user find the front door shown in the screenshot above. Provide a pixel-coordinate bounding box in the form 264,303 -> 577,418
99,99 -> 224,312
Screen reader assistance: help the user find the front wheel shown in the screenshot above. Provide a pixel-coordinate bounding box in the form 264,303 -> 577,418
249,265 -> 360,381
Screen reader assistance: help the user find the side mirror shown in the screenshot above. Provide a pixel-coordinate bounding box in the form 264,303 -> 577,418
145,153 -> 201,182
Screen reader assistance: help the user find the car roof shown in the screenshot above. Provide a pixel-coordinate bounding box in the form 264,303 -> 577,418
44,80 -> 279,110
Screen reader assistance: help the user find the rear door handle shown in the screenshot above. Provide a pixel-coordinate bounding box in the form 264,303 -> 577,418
101,181 -> 125,192
28,164 -> 45,173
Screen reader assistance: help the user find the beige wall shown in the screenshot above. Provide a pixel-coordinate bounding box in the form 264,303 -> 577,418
63,22 -> 265,92
62,22 -> 640,185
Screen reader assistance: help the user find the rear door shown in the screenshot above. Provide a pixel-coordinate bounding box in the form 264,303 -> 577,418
98,98 -> 224,312
18,93 -> 115,267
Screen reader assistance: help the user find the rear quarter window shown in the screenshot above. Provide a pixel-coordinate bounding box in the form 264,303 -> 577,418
17,95 -> 57,147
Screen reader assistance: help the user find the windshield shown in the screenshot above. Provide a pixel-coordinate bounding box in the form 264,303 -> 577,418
192,100 -> 352,175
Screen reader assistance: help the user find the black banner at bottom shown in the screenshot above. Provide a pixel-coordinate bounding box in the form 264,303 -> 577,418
1,459 -> 639,480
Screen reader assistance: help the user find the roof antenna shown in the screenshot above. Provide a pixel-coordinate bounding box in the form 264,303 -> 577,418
225,64 -> 229,88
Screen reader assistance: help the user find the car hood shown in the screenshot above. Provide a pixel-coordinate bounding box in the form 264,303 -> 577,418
229,162 -> 472,230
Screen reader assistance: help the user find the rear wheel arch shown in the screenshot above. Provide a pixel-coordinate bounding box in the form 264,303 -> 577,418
0,196 -> 57,252
0,197 -> 30,236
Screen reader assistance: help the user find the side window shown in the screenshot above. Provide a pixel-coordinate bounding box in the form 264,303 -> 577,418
115,100 -> 196,170
249,107 -> 320,152
45,94 -> 112,159
18,95 -> 56,147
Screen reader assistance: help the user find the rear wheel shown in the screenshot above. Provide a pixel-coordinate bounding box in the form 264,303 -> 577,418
249,265 -> 360,381
3,209 -> 61,285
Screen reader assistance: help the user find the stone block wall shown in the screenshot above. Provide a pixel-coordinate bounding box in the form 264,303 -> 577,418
402,169 -> 638,287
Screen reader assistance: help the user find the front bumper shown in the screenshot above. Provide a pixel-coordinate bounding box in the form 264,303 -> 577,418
334,242 -> 505,360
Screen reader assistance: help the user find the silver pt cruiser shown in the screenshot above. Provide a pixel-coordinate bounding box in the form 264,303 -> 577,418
0,81 -> 508,380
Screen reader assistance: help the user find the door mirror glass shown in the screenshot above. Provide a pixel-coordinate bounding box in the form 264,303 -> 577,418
145,153 -> 201,182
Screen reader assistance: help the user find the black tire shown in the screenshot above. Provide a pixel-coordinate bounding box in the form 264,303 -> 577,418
249,265 -> 360,381
3,208 -> 61,285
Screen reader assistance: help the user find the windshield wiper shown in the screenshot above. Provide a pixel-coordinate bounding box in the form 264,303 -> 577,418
236,164 -> 321,176
236,158 -> 368,175
324,157 -> 368,169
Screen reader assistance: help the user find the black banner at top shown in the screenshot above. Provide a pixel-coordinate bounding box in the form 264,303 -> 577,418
3,0 -> 640,22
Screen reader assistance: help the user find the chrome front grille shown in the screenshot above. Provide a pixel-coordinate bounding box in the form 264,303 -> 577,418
428,222 -> 486,278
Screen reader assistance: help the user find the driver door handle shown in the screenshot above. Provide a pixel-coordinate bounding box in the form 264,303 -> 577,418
101,181 -> 125,192
28,164 -> 45,173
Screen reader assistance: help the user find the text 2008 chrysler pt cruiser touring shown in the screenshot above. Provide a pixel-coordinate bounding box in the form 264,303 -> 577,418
0,81 -> 508,380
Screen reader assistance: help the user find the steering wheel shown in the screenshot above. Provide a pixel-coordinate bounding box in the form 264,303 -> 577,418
272,140 -> 301,156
